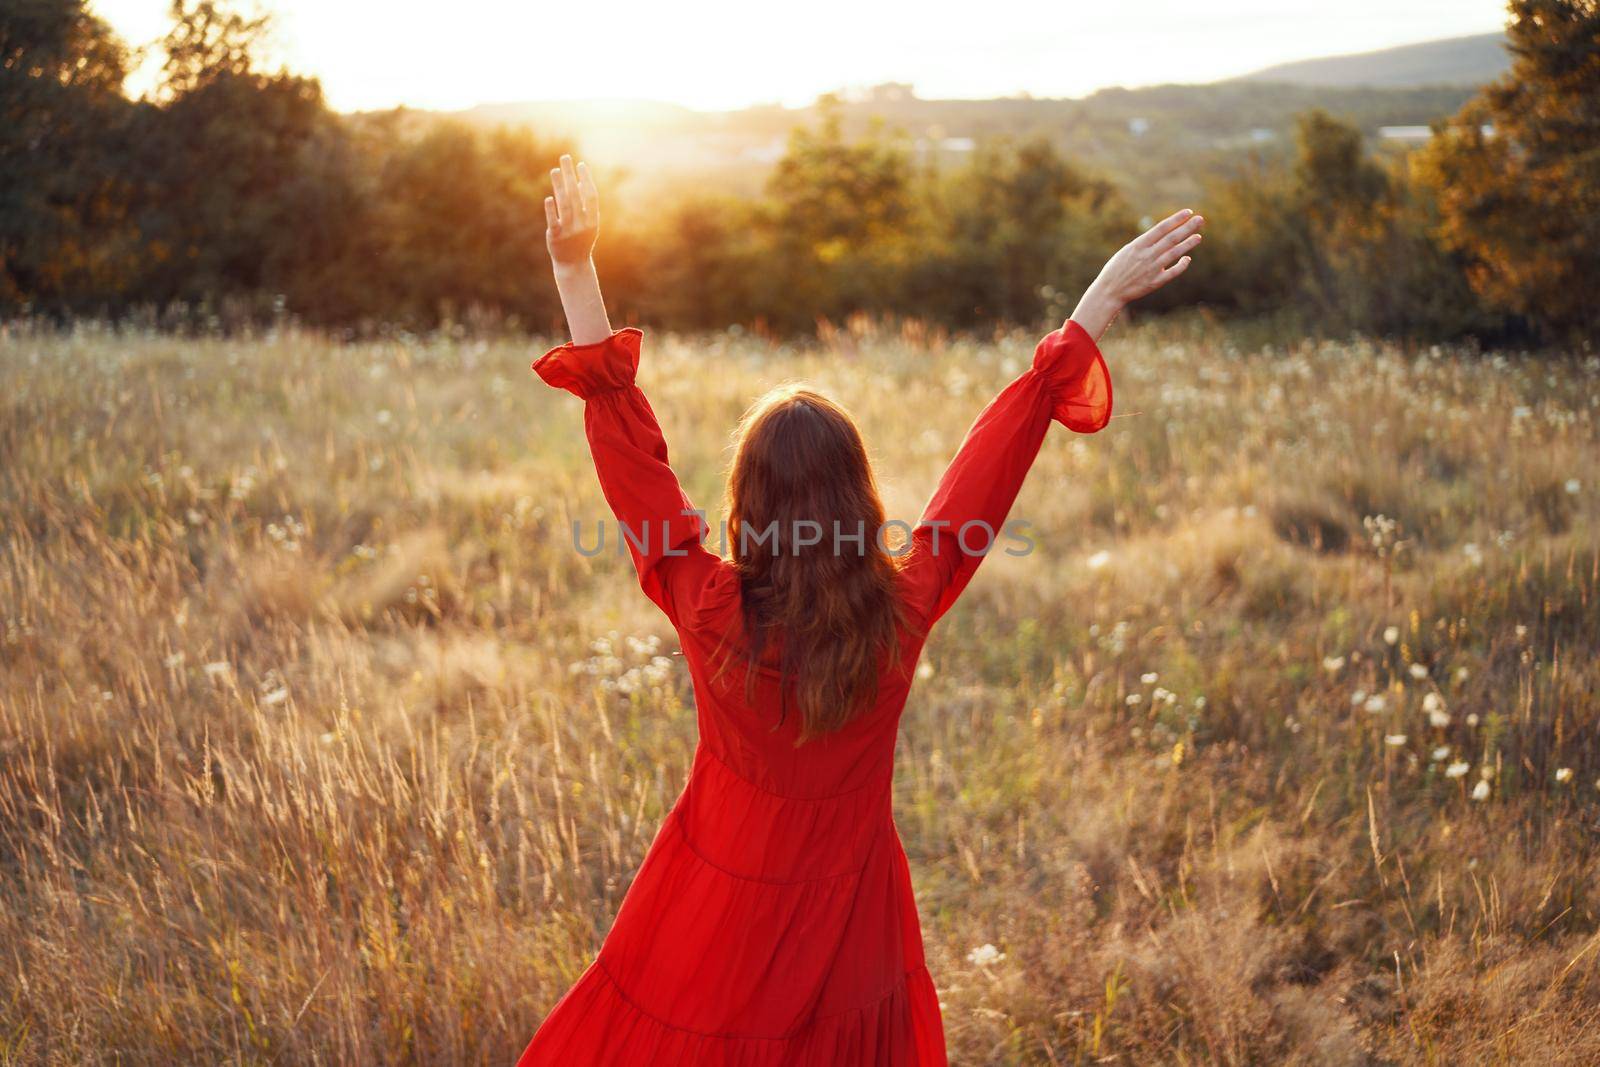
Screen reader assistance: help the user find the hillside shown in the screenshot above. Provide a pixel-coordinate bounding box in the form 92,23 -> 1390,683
446,79 -> 1479,209
1234,32 -> 1509,88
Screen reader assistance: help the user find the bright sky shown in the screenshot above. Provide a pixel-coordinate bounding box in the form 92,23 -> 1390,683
91,0 -> 1510,112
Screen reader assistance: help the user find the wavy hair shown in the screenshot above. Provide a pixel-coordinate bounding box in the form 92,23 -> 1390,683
719,384 -> 907,742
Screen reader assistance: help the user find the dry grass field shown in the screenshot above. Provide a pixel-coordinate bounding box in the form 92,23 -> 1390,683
1,316 -> 1597,1064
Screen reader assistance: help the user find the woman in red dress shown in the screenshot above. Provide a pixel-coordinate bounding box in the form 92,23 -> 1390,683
518,155 -> 1203,1066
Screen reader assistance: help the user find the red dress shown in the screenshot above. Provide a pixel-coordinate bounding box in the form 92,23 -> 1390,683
518,322 -> 1112,1066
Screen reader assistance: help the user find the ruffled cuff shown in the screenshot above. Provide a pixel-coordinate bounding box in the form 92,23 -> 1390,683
1032,319 -> 1113,433
532,327 -> 643,398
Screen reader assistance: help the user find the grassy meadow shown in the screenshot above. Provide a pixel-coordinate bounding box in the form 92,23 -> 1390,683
1,316 -> 1598,1064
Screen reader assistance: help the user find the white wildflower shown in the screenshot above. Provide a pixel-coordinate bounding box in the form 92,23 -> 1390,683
625,634 -> 661,657
1555,767 -> 1573,783
1364,694 -> 1388,714
1470,779 -> 1491,801
260,686 -> 289,706
1431,745 -> 1451,762
1086,550 -> 1111,570
203,661 -> 231,679
1322,655 -> 1346,673
1351,690 -> 1367,706
1408,663 -> 1429,680
1565,479 -> 1581,495
1384,734 -> 1407,747
1445,761 -> 1470,779
1126,693 -> 1143,706
966,943 -> 1005,967
1383,626 -> 1400,646
1466,712 -> 1480,727
1140,672 -> 1159,685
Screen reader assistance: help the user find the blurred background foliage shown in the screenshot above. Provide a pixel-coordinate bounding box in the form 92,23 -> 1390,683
2,0 -> 1597,342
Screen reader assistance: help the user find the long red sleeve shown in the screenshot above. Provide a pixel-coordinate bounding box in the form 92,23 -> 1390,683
900,319 -> 1112,628
533,327 -> 730,628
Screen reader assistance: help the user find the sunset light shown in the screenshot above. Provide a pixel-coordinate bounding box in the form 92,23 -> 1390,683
92,0 -> 1509,112
10,0 -> 1600,1060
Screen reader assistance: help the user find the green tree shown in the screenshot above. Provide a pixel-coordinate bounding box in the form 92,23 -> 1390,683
0,0 -> 137,313
927,136 -> 1128,327
1201,109 -> 1491,338
762,100 -> 922,327
1417,0 -> 1600,340
372,122 -> 565,328
130,71 -> 334,315
120,0 -> 355,322
1293,110 -> 1399,329
636,194 -> 763,331
158,0 -> 268,97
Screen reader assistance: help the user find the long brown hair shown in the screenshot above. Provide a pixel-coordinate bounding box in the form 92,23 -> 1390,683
720,384 -> 906,742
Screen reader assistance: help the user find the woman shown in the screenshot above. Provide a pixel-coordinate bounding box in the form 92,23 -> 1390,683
519,155 -> 1202,1066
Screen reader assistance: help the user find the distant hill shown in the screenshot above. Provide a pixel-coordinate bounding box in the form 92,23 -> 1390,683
1233,33 -> 1508,88
434,80 -> 1480,209
408,36 -> 1499,210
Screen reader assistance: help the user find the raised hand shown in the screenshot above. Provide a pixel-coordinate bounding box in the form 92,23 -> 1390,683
544,154 -> 613,345
546,153 -> 600,269
1071,209 -> 1205,341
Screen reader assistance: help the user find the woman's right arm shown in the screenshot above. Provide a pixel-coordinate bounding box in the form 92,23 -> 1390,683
536,155 -> 731,629
546,154 -> 613,345
899,209 -> 1205,629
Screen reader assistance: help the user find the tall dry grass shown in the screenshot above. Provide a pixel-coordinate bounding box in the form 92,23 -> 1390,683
1,316 -> 1597,1064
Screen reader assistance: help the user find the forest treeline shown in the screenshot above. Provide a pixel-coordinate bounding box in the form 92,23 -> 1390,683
3,0 -> 1596,341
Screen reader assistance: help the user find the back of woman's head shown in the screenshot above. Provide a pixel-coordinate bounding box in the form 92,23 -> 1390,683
723,385 -> 904,742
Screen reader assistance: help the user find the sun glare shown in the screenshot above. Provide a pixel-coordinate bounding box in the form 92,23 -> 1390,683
91,0 -> 1508,113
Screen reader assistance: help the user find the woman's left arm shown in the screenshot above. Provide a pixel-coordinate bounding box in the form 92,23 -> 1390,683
899,209 -> 1205,629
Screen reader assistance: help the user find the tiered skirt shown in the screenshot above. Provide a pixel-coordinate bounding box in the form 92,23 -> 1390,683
517,745 -> 948,1065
